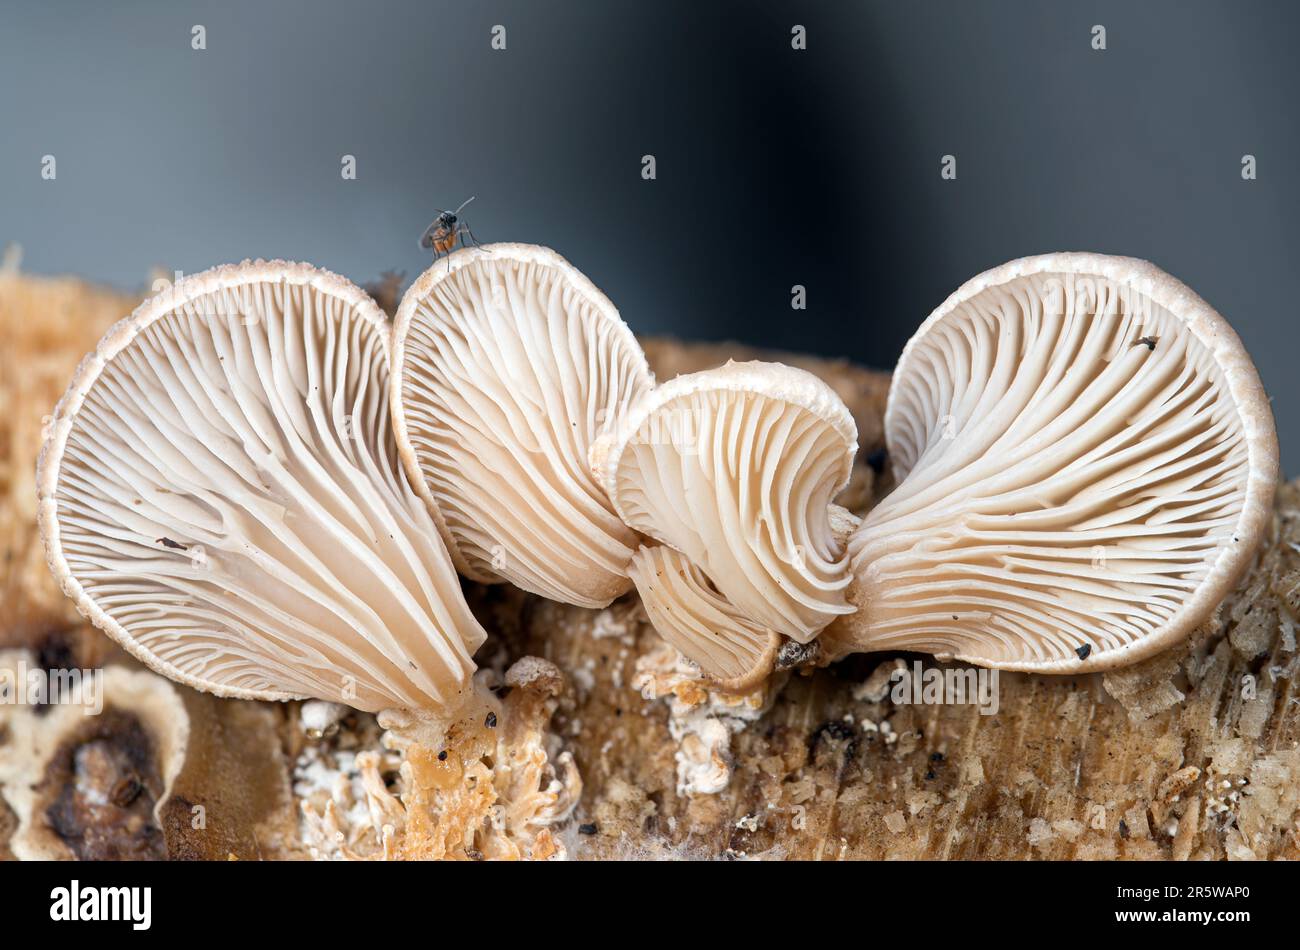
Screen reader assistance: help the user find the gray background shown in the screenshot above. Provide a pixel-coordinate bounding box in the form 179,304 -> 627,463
3,1 -> 1297,471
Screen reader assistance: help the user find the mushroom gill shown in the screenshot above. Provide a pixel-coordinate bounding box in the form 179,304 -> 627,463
600,360 -> 858,642
829,253 -> 1279,672
391,244 -> 653,609
38,261 -> 486,713
627,544 -> 780,691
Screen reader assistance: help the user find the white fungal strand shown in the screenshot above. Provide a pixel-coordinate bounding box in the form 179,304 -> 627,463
393,244 -> 653,609
628,544 -> 779,691
842,256 -> 1277,671
39,262 -> 486,713
605,360 -> 858,643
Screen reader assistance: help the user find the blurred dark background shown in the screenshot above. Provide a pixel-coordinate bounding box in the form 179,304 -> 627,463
3,1 -> 1298,471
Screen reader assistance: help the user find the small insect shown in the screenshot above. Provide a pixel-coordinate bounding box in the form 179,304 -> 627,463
419,196 -> 480,268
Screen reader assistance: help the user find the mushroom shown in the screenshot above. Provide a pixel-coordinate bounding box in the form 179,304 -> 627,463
37,261 -> 487,713
390,244 -> 654,608
597,360 -> 859,643
627,543 -> 780,691
826,253 -> 1278,671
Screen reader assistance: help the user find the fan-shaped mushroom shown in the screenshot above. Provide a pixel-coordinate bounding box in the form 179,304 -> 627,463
627,543 -> 780,691
391,244 -> 654,608
827,253 -> 1278,671
38,261 -> 487,713
597,360 -> 859,642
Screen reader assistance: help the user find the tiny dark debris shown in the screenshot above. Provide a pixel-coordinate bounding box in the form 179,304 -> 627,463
578,823 -> 598,836
775,638 -> 820,671
484,711 -> 497,729
815,720 -> 855,743
465,848 -> 484,861
437,750 -> 448,761
1118,819 -> 1130,840
811,719 -> 858,760
156,537 -> 186,550
1134,336 -> 1158,351
930,752 -> 944,762
1075,644 -> 1092,660
924,769 -> 936,780
110,775 -> 143,808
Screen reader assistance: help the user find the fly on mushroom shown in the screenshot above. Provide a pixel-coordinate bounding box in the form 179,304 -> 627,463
419,197 -> 480,269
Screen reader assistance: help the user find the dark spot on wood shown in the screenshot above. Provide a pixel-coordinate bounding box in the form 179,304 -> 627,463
42,708 -> 167,860
815,720 -> 855,743
36,627 -> 77,675
110,775 -> 143,808
31,626 -> 80,717
811,719 -> 859,762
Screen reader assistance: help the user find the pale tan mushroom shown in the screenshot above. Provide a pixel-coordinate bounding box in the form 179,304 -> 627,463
598,360 -> 859,642
627,543 -> 780,691
827,253 -> 1278,671
391,243 -> 653,608
38,261 -> 487,713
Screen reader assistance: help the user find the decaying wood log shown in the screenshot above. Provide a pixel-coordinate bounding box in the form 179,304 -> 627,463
1,270 -> 1296,860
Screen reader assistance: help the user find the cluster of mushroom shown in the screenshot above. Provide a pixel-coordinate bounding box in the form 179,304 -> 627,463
37,246 -> 1278,723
